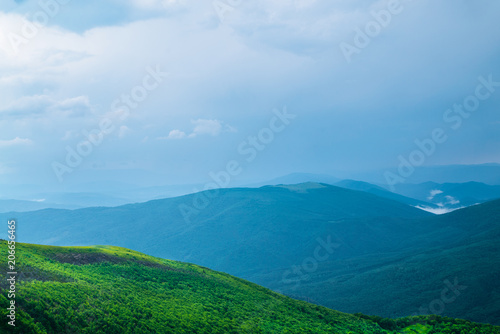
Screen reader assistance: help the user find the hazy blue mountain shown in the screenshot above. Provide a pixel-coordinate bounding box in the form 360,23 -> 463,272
6,165 -> 499,211
49,192 -> 133,207
66,180 -> 205,203
1,184 -> 206,211
110,184 -> 205,202
349,163 -> 500,186
248,173 -> 340,187
334,179 -> 436,208
409,164 -> 500,184
389,181 -> 500,209
0,183 -> 430,272
0,199 -> 79,213
246,170 -> 499,212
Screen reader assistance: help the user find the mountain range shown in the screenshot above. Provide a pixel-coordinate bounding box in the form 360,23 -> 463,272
3,183 -> 499,325
3,164 -> 500,213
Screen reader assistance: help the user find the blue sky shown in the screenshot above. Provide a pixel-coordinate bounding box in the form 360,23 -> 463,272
0,0 -> 499,192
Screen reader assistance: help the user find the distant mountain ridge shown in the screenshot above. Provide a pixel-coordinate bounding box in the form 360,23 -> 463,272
248,173 -> 340,187
352,163 -> 500,185
4,164 -> 500,212
333,179 -> 436,208
248,171 -> 500,212
0,199 -> 80,213
389,181 -> 500,208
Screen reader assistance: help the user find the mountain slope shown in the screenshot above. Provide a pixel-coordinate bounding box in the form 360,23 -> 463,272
248,173 -> 340,187
348,163 -> 500,185
390,181 -> 500,208
0,199 -> 79,213
263,199 -> 500,325
1,242 -> 498,334
334,179 -> 435,208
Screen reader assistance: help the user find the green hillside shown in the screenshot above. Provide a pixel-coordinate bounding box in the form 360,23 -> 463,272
1,242 -> 498,334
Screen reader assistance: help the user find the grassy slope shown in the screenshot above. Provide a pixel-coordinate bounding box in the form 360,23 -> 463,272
1,242 -> 498,334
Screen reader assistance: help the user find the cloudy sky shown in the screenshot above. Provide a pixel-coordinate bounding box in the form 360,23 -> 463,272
0,0 -> 499,192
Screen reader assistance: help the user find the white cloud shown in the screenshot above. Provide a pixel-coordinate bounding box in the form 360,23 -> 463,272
427,189 -> 443,200
159,129 -> 187,140
445,195 -> 460,206
190,119 -> 223,137
159,119 -> 235,140
415,206 -> 461,215
0,137 -> 33,147
0,95 -> 93,118
118,125 -> 132,138
0,12 -> 87,74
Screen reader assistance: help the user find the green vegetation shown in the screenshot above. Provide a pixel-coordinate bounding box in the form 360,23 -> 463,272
356,314 -> 500,334
1,242 -> 499,333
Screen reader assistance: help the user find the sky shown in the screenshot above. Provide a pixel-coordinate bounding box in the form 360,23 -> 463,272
0,0 -> 499,193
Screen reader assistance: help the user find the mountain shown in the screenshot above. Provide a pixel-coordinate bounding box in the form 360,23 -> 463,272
2,184 -> 499,324
262,199 -> 500,325
0,200 -> 79,213
1,242 -> 498,334
405,164 -> 500,185
348,163 -> 500,186
247,174 -> 497,212
389,181 -> 500,209
0,183 -> 431,273
248,173 -> 340,187
334,179 -> 435,208
0,193 -> 130,211
0,182 -> 203,212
